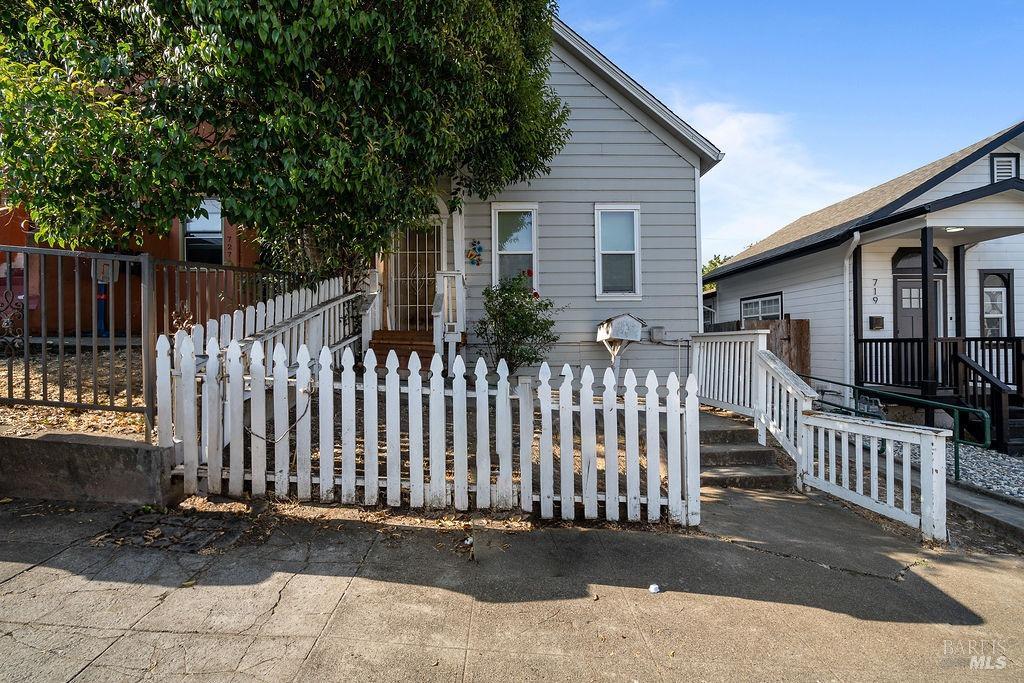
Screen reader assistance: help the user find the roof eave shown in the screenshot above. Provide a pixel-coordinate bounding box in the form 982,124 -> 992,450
705,178 -> 1024,282
552,19 -> 724,174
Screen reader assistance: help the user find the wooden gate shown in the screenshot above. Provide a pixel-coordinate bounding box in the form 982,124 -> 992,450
745,319 -> 810,376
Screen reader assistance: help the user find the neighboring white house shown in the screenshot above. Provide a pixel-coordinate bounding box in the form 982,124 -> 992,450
367,19 -> 723,379
704,120 -> 1024,453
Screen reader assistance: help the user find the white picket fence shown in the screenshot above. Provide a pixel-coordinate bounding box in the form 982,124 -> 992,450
156,339 -> 702,525
693,331 -> 948,541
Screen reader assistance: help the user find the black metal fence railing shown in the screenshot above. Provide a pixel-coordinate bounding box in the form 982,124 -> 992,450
0,246 -> 156,426
0,246 -> 310,437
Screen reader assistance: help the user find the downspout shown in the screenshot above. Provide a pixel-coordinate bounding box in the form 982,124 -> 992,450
843,231 -> 862,405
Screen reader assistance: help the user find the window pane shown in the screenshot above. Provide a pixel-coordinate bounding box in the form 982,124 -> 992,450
497,211 -> 533,252
600,211 -> 635,251
742,301 -> 759,317
498,254 -> 534,288
983,317 -> 1005,337
186,199 -> 222,235
761,297 -> 780,315
983,273 -> 1008,288
601,254 -> 636,293
984,289 -> 1005,316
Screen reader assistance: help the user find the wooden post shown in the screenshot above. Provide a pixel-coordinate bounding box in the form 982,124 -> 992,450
921,228 -> 937,419
919,431 -> 948,542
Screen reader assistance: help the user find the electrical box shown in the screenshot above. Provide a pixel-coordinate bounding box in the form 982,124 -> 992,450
869,316 -> 884,331
649,326 -> 665,343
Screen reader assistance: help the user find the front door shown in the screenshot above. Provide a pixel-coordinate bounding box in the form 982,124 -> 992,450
387,226 -> 444,331
894,278 -> 945,338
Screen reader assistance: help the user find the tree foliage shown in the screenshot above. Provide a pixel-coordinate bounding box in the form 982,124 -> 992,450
702,253 -> 730,291
0,0 -> 570,273
475,274 -> 559,374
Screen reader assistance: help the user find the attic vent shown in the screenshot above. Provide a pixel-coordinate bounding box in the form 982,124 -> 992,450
991,154 -> 1019,183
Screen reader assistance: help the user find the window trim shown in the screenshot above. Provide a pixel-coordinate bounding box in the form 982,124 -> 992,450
990,153 -> 1021,183
979,269 -> 1015,337
491,202 -> 539,290
594,203 -> 642,300
739,291 -> 784,325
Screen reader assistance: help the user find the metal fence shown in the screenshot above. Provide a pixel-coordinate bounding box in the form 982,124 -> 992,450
0,245 -> 307,435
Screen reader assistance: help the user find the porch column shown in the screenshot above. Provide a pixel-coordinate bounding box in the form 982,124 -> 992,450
921,228 -> 938,414
852,245 -> 863,385
953,245 -> 966,337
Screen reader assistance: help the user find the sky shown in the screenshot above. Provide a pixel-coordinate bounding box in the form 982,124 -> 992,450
557,0 -> 1024,263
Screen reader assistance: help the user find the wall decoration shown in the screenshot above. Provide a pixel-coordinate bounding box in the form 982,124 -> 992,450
466,240 -> 484,267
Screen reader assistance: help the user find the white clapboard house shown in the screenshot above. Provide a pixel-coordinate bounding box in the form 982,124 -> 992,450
704,120 -> 1024,453
362,19 -> 723,380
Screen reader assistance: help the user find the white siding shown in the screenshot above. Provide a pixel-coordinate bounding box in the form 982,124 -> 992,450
859,238 -> 958,339
713,246 -> 848,383
460,44 -> 701,378
900,138 -> 1024,209
965,236 -> 1024,337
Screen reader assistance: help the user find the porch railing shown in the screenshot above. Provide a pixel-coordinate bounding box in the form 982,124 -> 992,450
433,270 -> 466,370
856,336 -> 1023,392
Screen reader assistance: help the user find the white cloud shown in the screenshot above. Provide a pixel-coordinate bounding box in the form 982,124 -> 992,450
667,97 -> 863,263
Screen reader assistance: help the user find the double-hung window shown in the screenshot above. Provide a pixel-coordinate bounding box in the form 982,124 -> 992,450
492,203 -> 538,290
981,271 -> 1013,337
595,204 -> 641,299
183,198 -> 224,264
740,293 -> 782,324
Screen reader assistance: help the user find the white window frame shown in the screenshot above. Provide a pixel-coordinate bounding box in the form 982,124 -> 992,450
594,204 -> 642,300
491,202 -> 539,290
740,293 -> 782,324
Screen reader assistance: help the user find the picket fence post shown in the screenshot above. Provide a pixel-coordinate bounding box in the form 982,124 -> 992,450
407,352 -> 425,508
203,337 -> 222,494
558,365 -> 575,520
180,335 -> 197,496
645,370 -> 661,522
452,356 -> 469,510
623,370 -> 641,521
517,375 -> 533,513
537,363 -> 554,518
474,358 -> 491,509
429,354 -> 447,507
363,349 -> 379,505
602,367 -> 619,522
273,343 -> 290,498
250,342 -> 267,497
684,375 -> 701,526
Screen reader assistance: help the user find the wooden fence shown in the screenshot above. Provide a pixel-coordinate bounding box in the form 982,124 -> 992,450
156,340 -> 702,525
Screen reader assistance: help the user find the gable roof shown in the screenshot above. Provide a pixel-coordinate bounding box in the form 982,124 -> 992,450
553,19 -> 724,174
706,119 -> 1024,281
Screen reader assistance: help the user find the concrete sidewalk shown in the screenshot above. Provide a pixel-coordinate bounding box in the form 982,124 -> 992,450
0,489 -> 1021,682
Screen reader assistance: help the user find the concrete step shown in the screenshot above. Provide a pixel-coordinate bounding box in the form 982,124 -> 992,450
700,443 -> 778,467
699,412 -> 759,445
700,464 -> 794,490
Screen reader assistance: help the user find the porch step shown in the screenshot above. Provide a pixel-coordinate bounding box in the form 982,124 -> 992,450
700,443 -> 777,467
369,330 -> 436,365
698,412 -> 759,445
700,465 -> 795,491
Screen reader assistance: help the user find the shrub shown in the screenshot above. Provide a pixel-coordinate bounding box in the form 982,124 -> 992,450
475,274 -> 559,374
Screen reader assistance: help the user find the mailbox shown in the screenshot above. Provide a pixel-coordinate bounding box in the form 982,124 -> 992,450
597,313 -> 647,376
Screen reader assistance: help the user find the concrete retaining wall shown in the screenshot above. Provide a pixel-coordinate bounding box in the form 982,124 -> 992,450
0,433 -> 182,506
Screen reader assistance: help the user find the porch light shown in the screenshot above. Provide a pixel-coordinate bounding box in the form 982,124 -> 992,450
945,227 -> 965,233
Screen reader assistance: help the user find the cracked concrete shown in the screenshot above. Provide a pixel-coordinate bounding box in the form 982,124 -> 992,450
0,488 -> 1021,681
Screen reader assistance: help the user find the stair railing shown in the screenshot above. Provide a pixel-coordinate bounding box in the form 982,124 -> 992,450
433,271 -> 465,370
756,349 -> 818,486
360,270 -> 383,355
952,352 -> 1011,452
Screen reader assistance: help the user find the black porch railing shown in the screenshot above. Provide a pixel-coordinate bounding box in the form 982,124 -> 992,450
855,336 -> 1023,392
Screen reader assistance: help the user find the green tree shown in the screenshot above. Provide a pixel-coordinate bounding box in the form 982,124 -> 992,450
475,274 -> 559,374
0,1 -> 570,274
702,253 -> 730,291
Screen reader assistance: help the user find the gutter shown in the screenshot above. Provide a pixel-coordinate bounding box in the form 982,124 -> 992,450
843,231 -> 862,403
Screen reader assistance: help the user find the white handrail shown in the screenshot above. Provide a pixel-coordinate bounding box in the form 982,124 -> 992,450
756,349 -> 818,481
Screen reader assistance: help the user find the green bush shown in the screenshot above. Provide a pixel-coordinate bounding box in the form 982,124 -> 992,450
475,274 -> 559,374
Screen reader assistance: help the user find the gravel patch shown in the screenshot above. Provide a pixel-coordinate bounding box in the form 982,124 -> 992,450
908,441 -> 1024,501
